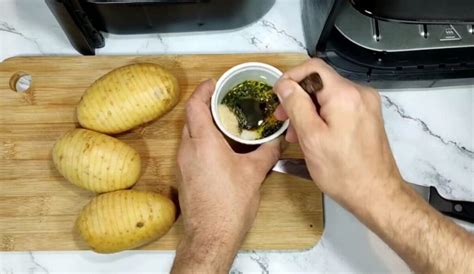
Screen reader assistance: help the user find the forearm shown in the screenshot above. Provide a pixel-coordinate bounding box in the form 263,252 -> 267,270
350,180 -> 474,273
171,233 -> 242,274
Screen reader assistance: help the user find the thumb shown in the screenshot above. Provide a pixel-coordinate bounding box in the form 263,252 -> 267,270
273,78 -> 326,140
248,137 -> 282,174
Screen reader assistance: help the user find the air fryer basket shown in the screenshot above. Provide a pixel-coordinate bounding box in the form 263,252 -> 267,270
46,0 -> 275,55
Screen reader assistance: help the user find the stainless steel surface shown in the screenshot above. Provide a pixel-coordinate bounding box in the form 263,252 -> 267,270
272,159 -> 312,181
410,183 -> 430,200
274,161 -> 433,203
302,0 -> 337,56
335,2 -> 474,52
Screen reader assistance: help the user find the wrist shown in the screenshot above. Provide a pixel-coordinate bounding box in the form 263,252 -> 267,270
342,175 -> 406,219
172,230 -> 243,274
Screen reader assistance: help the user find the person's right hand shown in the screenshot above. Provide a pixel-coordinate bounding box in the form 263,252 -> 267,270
273,59 -> 474,274
273,59 -> 403,210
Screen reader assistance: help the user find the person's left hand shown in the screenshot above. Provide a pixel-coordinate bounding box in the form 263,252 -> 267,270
172,79 -> 282,274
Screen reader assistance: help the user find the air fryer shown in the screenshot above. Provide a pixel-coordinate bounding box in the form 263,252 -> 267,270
302,0 -> 474,88
46,0 -> 276,55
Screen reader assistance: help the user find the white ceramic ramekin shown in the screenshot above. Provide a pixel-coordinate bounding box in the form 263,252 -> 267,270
211,62 -> 289,145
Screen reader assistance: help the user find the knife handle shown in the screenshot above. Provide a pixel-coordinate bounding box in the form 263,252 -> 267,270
429,187 -> 474,223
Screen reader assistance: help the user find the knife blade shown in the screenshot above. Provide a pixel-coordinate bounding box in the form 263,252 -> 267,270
272,159 -> 474,223
272,159 -> 312,181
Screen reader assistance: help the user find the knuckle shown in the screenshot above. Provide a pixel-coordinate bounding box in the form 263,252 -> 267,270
307,58 -> 324,67
274,78 -> 293,92
346,84 -> 361,95
176,147 -> 189,166
185,99 -> 197,114
273,78 -> 284,91
345,86 -> 363,104
371,89 -> 381,98
372,91 -> 382,105
281,72 -> 291,80
176,154 -> 185,168
364,89 -> 382,107
336,86 -> 363,111
300,135 -> 319,152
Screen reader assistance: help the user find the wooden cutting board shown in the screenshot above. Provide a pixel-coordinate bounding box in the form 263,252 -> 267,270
0,54 -> 323,252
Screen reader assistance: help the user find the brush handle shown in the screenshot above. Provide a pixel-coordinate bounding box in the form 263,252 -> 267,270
298,73 -> 323,111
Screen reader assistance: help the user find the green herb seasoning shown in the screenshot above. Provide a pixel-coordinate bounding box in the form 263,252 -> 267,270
221,80 -> 283,139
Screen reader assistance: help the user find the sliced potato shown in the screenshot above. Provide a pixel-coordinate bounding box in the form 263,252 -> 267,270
52,128 -> 141,193
77,63 -> 180,134
76,190 -> 176,253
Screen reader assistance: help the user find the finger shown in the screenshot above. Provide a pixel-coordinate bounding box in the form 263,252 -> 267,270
273,78 -> 327,141
285,124 -> 298,143
281,58 -> 348,106
177,124 -> 192,189
178,124 -> 192,160
188,78 -> 216,107
181,124 -> 190,140
186,79 -> 219,138
248,138 -> 282,175
282,58 -> 337,83
273,105 -> 288,121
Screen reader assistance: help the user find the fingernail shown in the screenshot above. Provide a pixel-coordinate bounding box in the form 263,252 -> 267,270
277,88 -> 293,100
275,79 -> 294,100
208,78 -> 217,85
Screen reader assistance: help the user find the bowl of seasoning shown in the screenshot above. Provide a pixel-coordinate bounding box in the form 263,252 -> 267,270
211,62 -> 289,145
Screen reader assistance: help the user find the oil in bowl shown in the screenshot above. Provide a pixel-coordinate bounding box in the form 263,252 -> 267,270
218,80 -> 283,141
211,62 -> 289,145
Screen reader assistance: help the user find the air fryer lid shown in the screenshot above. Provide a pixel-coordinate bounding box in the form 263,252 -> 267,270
46,0 -> 275,55
312,0 -> 474,84
351,0 -> 474,24
81,0 -> 276,34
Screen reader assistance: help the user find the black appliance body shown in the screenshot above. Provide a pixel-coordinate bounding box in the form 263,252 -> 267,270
46,0 -> 275,55
302,0 -> 474,88
47,0 -> 474,88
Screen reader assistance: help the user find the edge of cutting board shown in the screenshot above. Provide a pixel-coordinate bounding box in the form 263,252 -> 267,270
0,53 -> 324,252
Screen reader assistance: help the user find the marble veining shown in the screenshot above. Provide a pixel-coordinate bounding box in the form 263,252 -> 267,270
28,252 -> 49,274
0,21 -> 43,54
249,251 -> 270,274
259,20 -> 308,51
0,21 -> 19,35
423,160 -> 455,195
383,95 -> 473,157
380,90 -> 473,201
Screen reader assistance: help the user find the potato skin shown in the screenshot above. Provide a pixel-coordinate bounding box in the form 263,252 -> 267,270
76,190 -> 176,253
52,129 -> 141,193
77,63 -> 180,134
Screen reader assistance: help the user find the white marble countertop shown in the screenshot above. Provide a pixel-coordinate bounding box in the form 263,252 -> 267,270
1,0 -> 473,273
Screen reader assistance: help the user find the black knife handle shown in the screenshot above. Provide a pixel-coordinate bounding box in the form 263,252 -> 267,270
429,187 -> 474,223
